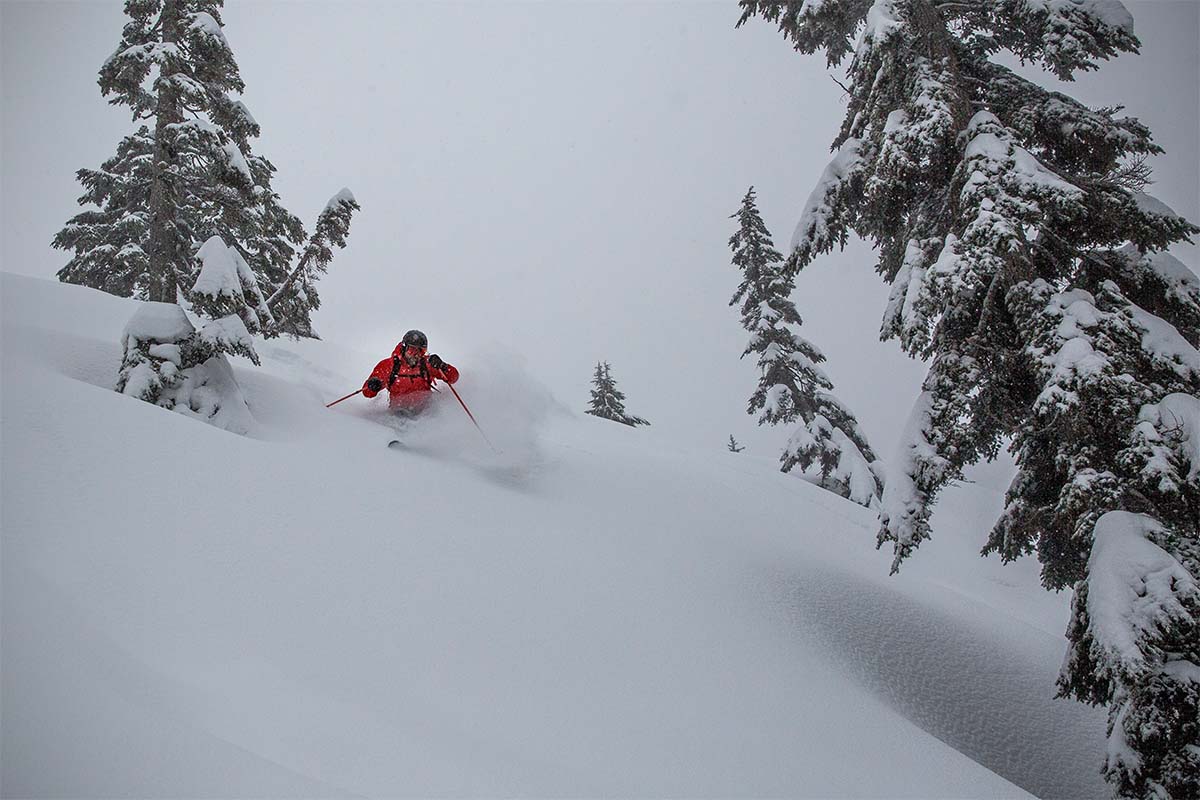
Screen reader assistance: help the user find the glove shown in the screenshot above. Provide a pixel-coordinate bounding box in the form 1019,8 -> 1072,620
427,354 -> 448,371
365,377 -> 383,392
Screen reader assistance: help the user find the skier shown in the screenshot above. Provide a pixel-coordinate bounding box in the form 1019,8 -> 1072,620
362,329 -> 459,415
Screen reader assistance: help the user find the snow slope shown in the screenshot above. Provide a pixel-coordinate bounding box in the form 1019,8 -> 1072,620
1,273 -> 1107,798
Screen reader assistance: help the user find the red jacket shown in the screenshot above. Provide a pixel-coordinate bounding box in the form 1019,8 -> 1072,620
363,343 -> 459,410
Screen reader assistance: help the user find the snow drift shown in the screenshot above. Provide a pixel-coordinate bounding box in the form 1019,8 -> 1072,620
1,273 -> 1108,797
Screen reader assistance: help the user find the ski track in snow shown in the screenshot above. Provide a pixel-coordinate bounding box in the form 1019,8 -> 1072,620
2,273 -> 1108,797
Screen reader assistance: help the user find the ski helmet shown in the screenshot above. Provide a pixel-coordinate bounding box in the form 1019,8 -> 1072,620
401,329 -> 428,350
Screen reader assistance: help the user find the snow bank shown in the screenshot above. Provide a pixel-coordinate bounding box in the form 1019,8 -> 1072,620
2,272 -> 1108,798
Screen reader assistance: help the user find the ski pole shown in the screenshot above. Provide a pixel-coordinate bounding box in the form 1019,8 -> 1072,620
446,383 -> 499,453
326,389 -> 362,408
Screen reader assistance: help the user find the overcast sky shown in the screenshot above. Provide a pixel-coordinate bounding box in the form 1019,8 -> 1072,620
3,1 -> 1197,462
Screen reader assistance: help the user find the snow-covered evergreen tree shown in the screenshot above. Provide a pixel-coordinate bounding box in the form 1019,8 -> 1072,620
68,0 -> 259,303
115,234 -> 262,430
264,188 -> 360,338
738,3 -> 1199,795
730,187 -> 883,507
728,435 -> 746,453
115,287 -> 258,434
586,362 -> 649,427
52,0 -> 357,340
53,0 -> 333,429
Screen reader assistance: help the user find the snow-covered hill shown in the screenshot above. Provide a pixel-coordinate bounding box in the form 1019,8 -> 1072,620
1,273 -> 1108,798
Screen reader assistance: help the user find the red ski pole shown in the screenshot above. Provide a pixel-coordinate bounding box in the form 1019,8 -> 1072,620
325,389 -> 362,408
446,383 -> 499,453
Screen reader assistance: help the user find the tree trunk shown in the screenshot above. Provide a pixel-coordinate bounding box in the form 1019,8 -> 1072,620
265,246 -> 314,312
146,0 -> 183,303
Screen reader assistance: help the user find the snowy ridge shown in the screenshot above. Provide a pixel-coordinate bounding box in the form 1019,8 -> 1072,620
1,273 -> 1109,797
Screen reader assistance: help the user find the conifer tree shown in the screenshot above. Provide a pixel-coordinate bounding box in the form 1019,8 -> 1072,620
75,0 -> 257,303
738,3 -> 1199,795
53,0 -> 357,340
728,435 -> 746,453
730,187 -> 883,507
586,362 -> 650,427
55,0 -> 322,428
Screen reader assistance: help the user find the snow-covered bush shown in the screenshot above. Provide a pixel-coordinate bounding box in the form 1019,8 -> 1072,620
116,298 -> 256,434
117,302 -> 196,407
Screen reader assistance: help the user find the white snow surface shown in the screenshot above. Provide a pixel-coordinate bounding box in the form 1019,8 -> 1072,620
122,300 -> 195,344
187,11 -> 229,45
863,0 -> 902,44
198,313 -> 255,356
790,138 -> 863,254
1132,190 -> 1178,218
2,273 -> 1111,797
1127,301 -> 1200,380
877,389 -> 942,555
325,186 -> 357,211
1084,511 -> 1199,677
962,111 -> 1082,201
193,235 -> 247,300
1136,392 -> 1200,485
1041,0 -> 1135,36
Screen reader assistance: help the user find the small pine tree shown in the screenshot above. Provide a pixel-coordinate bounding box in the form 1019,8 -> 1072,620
739,3 -> 1200,794
115,235 -> 263,431
115,281 -> 258,434
730,187 -> 883,507
728,435 -> 746,453
586,362 -> 649,427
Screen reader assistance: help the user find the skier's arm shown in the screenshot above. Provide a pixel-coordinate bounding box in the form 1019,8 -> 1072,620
362,359 -> 392,397
427,355 -> 458,385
